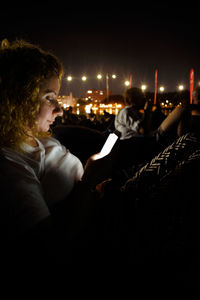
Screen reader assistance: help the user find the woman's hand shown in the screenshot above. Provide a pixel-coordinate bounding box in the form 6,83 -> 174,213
81,153 -> 113,189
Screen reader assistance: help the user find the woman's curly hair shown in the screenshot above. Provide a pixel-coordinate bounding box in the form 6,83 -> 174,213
0,39 -> 63,150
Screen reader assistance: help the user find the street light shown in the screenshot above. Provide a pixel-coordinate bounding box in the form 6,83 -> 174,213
81,76 -> 87,81
141,84 -> 147,91
159,86 -> 165,92
97,73 -> 117,101
66,75 -> 72,81
178,85 -> 184,91
97,74 -> 102,80
124,80 -> 130,87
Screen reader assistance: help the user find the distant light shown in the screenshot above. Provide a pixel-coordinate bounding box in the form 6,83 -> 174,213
97,74 -> 102,79
116,104 -> 122,108
112,74 -> 117,79
67,75 -> 72,81
124,80 -> 130,86
141,84 -> 147,91
85,105 -> 92,114
87,90 -> 92,94
159,86 -> 165,92
178,85 -> 184,91
82,76 -> 87,81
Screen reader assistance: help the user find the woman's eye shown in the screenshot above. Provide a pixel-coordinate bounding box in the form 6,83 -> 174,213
42,93 -> 59,107
46,97 -> 58,105
46,97 -> 54,103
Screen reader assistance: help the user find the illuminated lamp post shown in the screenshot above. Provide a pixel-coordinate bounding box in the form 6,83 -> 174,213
106,73 -> 109,102
81,75 -> 87,81
97,73 -> 103,92
177,84 -> 184,105
81,75 -> 87,98
97,73 -> 102,80
66,75 -> 73,94
178,85 -> 184,91
97,73 -> 116,102
106,73 -> 117,102
141,84 -> 147,92
124,80 -> 130,87
159,86 -> 165,92
159,86 -> 165,104
66,75 -> 72,82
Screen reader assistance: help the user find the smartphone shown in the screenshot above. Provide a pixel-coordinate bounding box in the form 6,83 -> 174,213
98,132 -> 119,158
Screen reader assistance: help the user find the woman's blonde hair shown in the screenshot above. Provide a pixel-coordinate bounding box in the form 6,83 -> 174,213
0,39 -> 63,150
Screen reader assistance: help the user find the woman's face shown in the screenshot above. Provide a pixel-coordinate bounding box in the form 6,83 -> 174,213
36,77 -> 62,132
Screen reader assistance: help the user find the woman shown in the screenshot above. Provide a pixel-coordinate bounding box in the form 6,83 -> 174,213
0,40 -> 111,264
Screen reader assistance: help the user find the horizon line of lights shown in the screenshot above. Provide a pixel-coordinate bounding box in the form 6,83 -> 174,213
85,85 -> 185,92
76,102 -> 123,115
65,74 -> 186,92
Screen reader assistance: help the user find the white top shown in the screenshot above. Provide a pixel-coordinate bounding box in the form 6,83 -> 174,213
114,106 -> 142,140
0,137 -> 84,239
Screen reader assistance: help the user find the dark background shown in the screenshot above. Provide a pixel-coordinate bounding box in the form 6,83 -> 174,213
1,2 -> 199,96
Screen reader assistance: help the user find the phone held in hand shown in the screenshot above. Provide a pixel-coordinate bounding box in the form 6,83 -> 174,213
100,132 -> 118,157
93,132 -> 119,160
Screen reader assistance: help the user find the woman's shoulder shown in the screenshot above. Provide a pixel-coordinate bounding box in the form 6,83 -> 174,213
38,136 -> 62,148
38,136 -> 70,160
38,136 -> 83,166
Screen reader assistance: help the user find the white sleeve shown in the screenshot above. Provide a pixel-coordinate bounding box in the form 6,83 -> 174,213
40,137 -> 84,206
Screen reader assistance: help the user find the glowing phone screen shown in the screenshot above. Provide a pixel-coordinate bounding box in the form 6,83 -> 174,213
99,133 -> 118,158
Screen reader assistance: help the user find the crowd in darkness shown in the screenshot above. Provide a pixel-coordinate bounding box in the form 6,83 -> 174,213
2,40 -> 200,287
56,89 -> 193,133
52,88 -> 183,170
55,106 -> 115,132
51,87 -> 200,287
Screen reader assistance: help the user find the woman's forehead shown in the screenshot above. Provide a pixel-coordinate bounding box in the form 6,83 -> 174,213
40,77 -> 60,94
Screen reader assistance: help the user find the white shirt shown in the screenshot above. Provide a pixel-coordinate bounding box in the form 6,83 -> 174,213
114,106 -> 142,140
0,137 -> 84,239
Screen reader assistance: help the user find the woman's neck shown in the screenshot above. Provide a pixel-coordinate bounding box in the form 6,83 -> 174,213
25,133 -> 39,147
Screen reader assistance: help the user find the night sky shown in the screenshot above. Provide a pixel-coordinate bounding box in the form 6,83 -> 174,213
1,2 -> 200,97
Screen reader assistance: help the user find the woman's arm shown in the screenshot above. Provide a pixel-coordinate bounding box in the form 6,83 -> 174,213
51,152 -> 113,239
